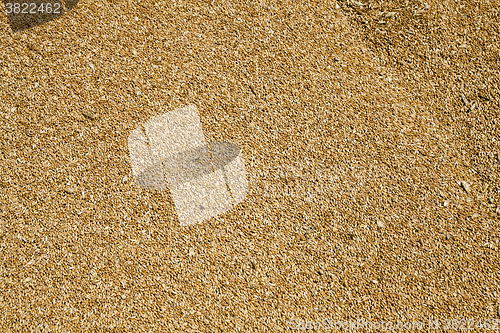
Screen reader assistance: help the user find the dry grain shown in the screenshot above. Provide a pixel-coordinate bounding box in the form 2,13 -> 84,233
0,0 -> 498,330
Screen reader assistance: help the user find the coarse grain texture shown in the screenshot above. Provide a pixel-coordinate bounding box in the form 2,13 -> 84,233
0,0 -> 499,331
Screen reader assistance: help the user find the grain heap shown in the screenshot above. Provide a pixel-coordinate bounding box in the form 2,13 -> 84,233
0,0 -> 498,330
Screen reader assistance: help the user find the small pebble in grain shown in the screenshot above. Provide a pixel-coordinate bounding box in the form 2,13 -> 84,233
443,199 -> 449,207
377,220 -> 384,228
82,109 -> 97,120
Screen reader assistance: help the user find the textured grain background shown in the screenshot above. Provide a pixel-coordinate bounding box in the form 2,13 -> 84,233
0,0 -> 499,331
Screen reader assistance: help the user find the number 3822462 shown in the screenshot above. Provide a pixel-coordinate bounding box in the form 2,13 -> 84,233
5,3 -> 62,14
443,319 -> 498,330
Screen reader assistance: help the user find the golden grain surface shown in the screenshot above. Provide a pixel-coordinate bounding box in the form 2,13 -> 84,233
0,0 -> 499,331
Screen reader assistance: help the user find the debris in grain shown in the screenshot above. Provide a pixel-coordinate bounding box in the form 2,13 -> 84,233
64,186 -> 75,194
460,180 -> 471,193
469,101 -> 477,112
346,0 -> 364,7
460,93 -> 468,106
342,270 -> 349,287
249,85 -> 257,96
